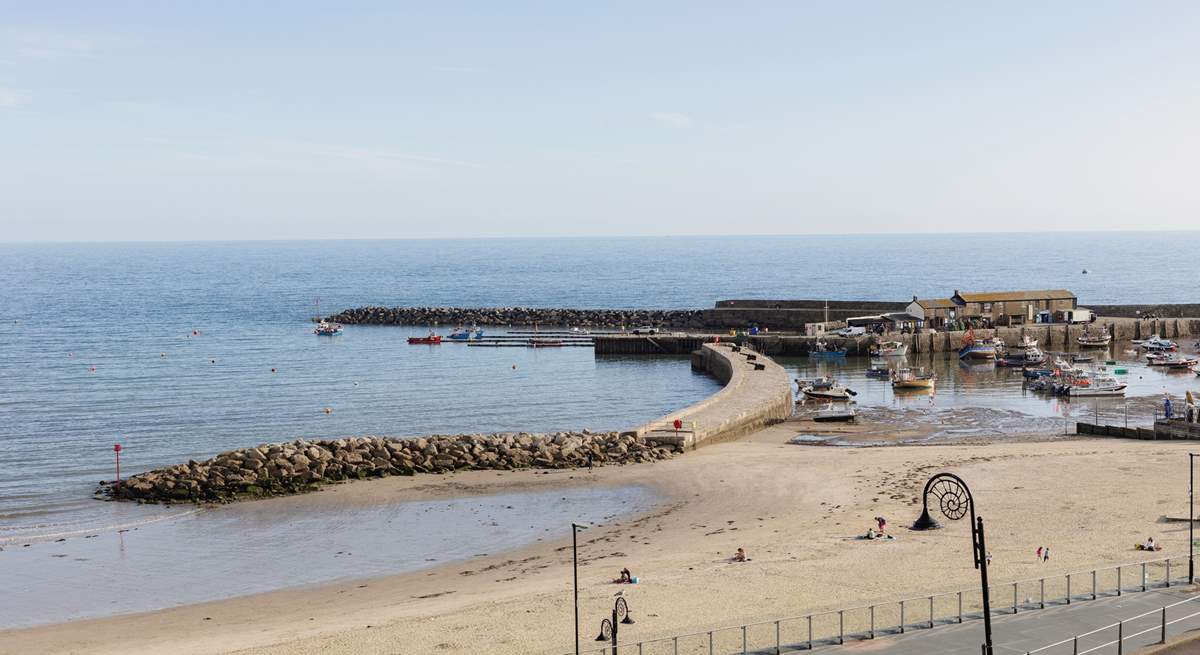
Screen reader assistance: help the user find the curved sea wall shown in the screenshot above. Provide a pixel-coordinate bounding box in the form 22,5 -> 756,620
101,432 -> 675,504
638,342 -> 793,450
326,306 -> 706,329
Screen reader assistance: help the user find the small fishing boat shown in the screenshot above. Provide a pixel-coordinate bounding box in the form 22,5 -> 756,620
312,299 -> 343,335
958,329 -> 996,361
314,320 -> 343,336
1071,354 -> 1094,363
407,333 -> 442,345
891,367 -> 936,391
1067,373 -> 1127,397
800,384 -> 857,401
870,341 -> 908,358
797,376 -> 836,391
808,339 -> 847,358
813,403 -> 856,423
1023,368 -> 1053,379
1139,336 -> 1178,352
447,326 -> 484,340
1146,352 -> 1198,368
1076,329 -> 1111,348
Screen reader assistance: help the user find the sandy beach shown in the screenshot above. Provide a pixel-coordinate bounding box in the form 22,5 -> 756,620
3,420 -> 1195,655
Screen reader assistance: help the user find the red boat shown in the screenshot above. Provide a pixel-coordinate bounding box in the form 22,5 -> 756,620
407,335 -> 442,345
528,339 -> 563,348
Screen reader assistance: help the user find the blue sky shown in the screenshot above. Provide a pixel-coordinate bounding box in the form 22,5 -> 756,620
2,2 -> 1198,241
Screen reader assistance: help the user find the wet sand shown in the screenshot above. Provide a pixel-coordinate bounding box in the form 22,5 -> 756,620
5,425 -> 1198,655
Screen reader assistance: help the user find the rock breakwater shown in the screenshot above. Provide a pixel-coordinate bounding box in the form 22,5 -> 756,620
101,432 -> 676,504
325,306 -> 705,329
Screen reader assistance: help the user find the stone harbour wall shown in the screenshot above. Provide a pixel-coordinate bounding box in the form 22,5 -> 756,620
326,306 -> 707,329
101,432 -> 676,504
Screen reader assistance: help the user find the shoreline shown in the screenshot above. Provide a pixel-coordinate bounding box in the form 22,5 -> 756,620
5,427 -> 1197,655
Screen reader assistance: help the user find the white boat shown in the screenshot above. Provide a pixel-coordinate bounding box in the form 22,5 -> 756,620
1076,329 -> 1111,348
870,340 -> 908,358
1138,336 -> 1178,351
800,384 -> 857,401
1067,373 -> 1127,397
312,299 -> 343,336
1147,352 -> 1199,368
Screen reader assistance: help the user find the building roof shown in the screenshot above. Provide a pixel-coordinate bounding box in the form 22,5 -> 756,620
913,297 -> 956,309
846,314 -> 885,326
953,289 -> 1076,303
882,312 -> 921,322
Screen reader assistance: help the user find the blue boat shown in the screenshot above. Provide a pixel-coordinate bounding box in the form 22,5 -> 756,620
447,327 -> 484,340
808,339 -> 847,358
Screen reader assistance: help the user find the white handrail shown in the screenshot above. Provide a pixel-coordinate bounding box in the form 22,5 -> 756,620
1026,594 -> 1200,654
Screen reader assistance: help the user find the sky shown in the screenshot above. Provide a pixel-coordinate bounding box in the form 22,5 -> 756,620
2,1 -> 1199,242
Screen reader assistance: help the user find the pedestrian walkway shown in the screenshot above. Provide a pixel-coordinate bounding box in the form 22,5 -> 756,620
853,588 -> 1197,654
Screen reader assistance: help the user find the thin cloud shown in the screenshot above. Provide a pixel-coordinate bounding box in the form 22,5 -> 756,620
649,111 -> 694,128
0,88 -> 30,108
5,29 -> 96,60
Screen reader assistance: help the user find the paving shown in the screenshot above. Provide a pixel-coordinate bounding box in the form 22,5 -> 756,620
836,588 -> 1199,654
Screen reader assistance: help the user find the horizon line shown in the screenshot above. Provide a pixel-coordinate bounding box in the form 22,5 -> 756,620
4,227 -> 1200,246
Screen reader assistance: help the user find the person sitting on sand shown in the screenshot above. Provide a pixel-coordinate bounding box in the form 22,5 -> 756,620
619,568 -> 632,583
732,548 -> 747,562
865,527 -> 878,540
1144,537 -> 1162,552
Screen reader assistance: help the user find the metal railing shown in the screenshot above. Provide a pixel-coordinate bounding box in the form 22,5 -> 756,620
563,555 -> 1190,655
1024,593 -> 1200,654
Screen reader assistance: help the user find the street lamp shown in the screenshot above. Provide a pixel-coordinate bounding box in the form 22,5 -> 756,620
911,473 -> 993,655
1190,455 -> 1197,584
594,597 -> 634,654
572,523 -> 586,655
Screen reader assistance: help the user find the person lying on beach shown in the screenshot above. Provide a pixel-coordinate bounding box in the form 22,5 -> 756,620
732,548 -> 747,562
619,568 -> 632,583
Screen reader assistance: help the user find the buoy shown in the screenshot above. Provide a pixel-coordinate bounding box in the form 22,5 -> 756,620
512,364 -> 517,370
193,330 -> 199,336
89,366 -> 96,373
210,359 -> 216,364
1082,269 -> 1088,274
323,407 -> 333,415
271,368 -> 277,373
352,381 -> 358,386
160,353 -> 166,358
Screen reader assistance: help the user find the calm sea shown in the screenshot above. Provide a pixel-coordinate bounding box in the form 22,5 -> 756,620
1,233 -> 1198,538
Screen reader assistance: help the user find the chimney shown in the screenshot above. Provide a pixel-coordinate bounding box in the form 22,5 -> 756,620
954,289 -> 960,297
912,295 -> 918,303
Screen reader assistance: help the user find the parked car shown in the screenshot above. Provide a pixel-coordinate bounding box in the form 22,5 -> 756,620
831,326 -> 866,337
632,326 -> 659,335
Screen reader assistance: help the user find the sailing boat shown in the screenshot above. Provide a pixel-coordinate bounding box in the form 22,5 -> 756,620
313,299 -> 343,336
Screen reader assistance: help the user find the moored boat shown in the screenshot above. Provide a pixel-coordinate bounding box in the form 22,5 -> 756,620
1076,329 -> 1111,348
800,383 -> 857,401
958,329 -> 996,361
865,364 -> 891,379
870,340 -> 908,358
808,339 -> 847,358
891,367 -> 936,391
447,326 -> 484,340
408,333 -> 442,345
1067,373 -> 1127,397
1146,352 -> 1198,368
1139,336 -> 1178,352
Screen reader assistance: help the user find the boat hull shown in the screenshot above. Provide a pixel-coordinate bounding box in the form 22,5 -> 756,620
407,337 -> 442,345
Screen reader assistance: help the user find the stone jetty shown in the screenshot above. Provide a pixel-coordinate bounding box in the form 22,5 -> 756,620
325,306 -> 706,329
101,432 -> 676,504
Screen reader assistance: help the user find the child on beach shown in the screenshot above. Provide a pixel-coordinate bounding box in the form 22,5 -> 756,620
732,548 -> 747,562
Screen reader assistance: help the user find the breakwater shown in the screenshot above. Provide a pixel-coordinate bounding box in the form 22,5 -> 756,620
326,306 -> 706,329
102,432 -> 675,504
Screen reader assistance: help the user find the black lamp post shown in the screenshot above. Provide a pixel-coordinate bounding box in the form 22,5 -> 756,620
1190,455 -> 1197,584
594,597 -> 634,654
572,523 -> 586,655
911,472 -> 993,655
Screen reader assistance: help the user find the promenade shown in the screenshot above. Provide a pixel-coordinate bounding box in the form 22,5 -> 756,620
862,588 -> 1197,654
